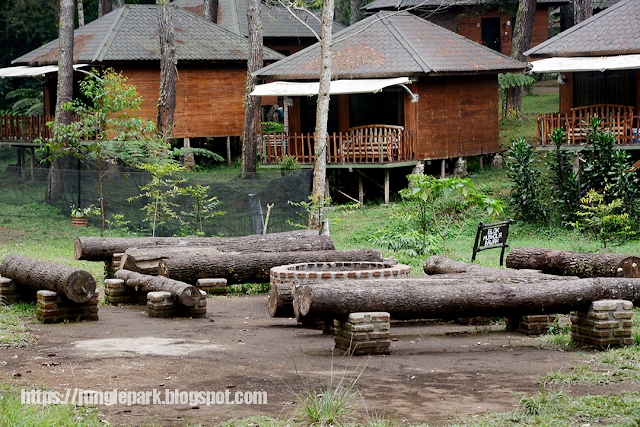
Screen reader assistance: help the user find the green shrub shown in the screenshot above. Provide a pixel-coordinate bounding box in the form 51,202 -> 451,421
506,137 -> 546,222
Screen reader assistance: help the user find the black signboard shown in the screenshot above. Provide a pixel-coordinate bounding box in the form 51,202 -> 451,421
471,218 -> 514,266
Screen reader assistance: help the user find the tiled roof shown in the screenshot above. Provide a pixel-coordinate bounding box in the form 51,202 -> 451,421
172,0 -> 346,38
12,4 -> 284,66
254,11 -> 525,79
525,0 -> 640,57
363,0 -> 568,12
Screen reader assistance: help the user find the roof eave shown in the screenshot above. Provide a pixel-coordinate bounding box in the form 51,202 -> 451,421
529,48 -> 640,58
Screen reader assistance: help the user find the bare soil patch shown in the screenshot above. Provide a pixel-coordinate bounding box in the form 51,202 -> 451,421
0,295 -> 635,425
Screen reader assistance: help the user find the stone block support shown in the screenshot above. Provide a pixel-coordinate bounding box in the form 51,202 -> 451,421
36,290 -> 99,324
571,300 -> 634,348
507,314 -> 559,335
333,312 -> 391,355
104,278 -> 147,305
0,277 -> 37,304
197,278 -> 227,295
104,253 -> 124,279
147,290 -> 207,319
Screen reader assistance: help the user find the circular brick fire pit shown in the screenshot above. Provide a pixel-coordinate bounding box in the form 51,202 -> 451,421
268,261 -> 411,318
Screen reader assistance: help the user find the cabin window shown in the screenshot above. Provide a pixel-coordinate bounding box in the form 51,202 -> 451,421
348,88 -> 404,128
300,96 -> 339,134
573,70 -> 637,109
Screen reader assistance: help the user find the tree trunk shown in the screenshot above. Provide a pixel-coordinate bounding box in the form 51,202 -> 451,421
573,0 -> 593,24
47,0 -> 74,203
74,230 -> 335,261
310,0 -> 334,223
506,0 -> 537,114
241,0 -> 263,178
295,277 -> 640,321
350,0 -> 361,25
203,0 -> 218,23
506,247 -> 640,278
77,0 -> 84,26
269,282 -> 295,317
158,249 -> 383,284
99,0 -> 112,16
0,254 -> 96,303
115,269 -> 200,306
156,0 -> 178,141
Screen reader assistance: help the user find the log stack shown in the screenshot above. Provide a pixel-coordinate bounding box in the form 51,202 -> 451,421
115,269 -> 201,306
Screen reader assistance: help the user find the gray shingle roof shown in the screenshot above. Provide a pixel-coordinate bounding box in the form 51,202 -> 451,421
254,11 -> 525,79
363,0 -> 568,12
525,0 -> 640,57
172,0 -> 346,39
12,4 -> 284,66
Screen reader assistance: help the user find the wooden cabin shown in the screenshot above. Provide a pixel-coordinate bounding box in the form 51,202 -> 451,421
525,0 -> 640,146
254,11 -> 525,164
252,11 -> 525,202
8,4 -> 284,141
362,0 -> 568,58
173,0 -> 346,56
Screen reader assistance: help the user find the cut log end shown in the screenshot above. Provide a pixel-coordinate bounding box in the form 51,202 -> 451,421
63,270 -> 96,303
73,237 -> 83,260
178,287 -> 201,307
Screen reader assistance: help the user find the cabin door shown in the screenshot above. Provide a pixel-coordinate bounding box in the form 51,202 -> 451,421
481,18 -> 500,51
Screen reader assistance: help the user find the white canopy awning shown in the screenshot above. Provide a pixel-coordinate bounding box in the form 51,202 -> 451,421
530,54 -> 640,73
250,77 -> 411,97
0,64 -> 89,78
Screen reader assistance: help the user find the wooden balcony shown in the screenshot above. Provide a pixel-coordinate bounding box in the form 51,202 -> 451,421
261,125 -> 417,166
536,105 -> 640,147
0,115 -> 53,143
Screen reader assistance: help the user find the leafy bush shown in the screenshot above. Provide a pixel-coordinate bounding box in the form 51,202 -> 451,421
546,128 -> 580,222
506,137 -> 547,222
277,154 -> 301,171
261,121 -> 284,133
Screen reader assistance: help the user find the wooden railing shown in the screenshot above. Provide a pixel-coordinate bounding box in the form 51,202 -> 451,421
0,115 -> 53,142
537,110 -> 640,145
261,125 -> 417,165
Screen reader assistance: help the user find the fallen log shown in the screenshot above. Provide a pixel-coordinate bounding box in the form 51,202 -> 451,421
121,247 -> 236,275
115,269 -> 200,306
423,256 -> 577,283
0,254 -> 95,303
506,247 -> 640,278
75,230 -> 335,261
158,249 -> 383,285
295,277 -> 640,321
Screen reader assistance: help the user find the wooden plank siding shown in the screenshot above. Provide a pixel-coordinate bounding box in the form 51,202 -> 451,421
117,63 -> 247,138
455,6 -> 548,57
415,75 -> 499,160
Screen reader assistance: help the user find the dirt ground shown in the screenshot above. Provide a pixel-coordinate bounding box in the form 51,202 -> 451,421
1,295 -> 635,426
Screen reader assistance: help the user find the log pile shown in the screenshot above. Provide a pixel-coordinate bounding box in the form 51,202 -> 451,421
159,249 -> 384,284
74,230 -> 335,261
506,247 -> 640,278
0,254 -> 96,303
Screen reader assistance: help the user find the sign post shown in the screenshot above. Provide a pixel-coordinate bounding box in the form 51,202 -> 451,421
471,218 -> 514,266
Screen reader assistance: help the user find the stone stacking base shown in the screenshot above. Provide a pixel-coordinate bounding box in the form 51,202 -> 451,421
571,300 -> 634,348
104,278 -> 147,305
0,277 -> 36,304
36,290 -> 99,324
147,290 -> 208,318
197,278 -> 227,295
104,253 -> 124,280
506,314 -> 559,335
333,312 -> 391,356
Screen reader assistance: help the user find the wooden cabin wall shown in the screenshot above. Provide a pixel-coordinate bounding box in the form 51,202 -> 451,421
117,62 -> 247,138
403,82 -> 418,137
338,95 -> 349,133
415,74 -> 499,160
455,6 -> 548,57
637,70 -> 640,113
559,72 -> 573,115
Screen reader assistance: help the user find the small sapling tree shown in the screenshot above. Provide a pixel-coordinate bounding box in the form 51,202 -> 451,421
180,183 -> 225,236
41,69 -> 165,234
569,188 -> 635,249
400,175 -> 504,256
